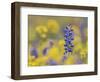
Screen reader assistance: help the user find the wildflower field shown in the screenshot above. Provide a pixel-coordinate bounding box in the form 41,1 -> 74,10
28,15 -> 88,66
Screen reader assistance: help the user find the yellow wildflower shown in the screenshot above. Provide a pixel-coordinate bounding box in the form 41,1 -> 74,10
36,26 -> 42,34
43,27 -> 48,33
65,55 -> 75,64
47,46 -> 60,62
72,25 -> 80,36
28,55 -> 36,66
41,34 -> 47,38
35,25 -> 48,38
58,40 -> 65,56
80,48 -> 87,59
47,19 -> 59,33
58,39 -> 65,47
73,42 -> 82,52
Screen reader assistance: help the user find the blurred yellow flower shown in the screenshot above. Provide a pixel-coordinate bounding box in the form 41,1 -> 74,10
36,27 -> 41,34
73,42 -> 82,52
47,19 -> 59,33
65,55 -> 75,64
28,55 -> 36,66
31,56 -> 49,66
40,56 -> 49,65
80,48 -> 87,59
28,55 -> 35,60
72,25 -> 80,35
58,40 -> 65,56
48,46 -> 60,62
35,25 -> 48,38
58,39 -> 65,46
29,61 -> 39,66
43,27 -> 48,33
41,34 -> 46,38
73,36 -> 81,45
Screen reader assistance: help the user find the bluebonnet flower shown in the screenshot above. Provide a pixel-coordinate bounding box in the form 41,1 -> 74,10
42,40 -> 54,56
30,47 -> 38,58
64,24 -> 74,55
43,48 -> 48,56
67,48 -> 72,52
47,59 -> 57,65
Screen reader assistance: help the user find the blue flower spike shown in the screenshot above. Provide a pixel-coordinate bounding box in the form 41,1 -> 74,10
64,24 -> 74,55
